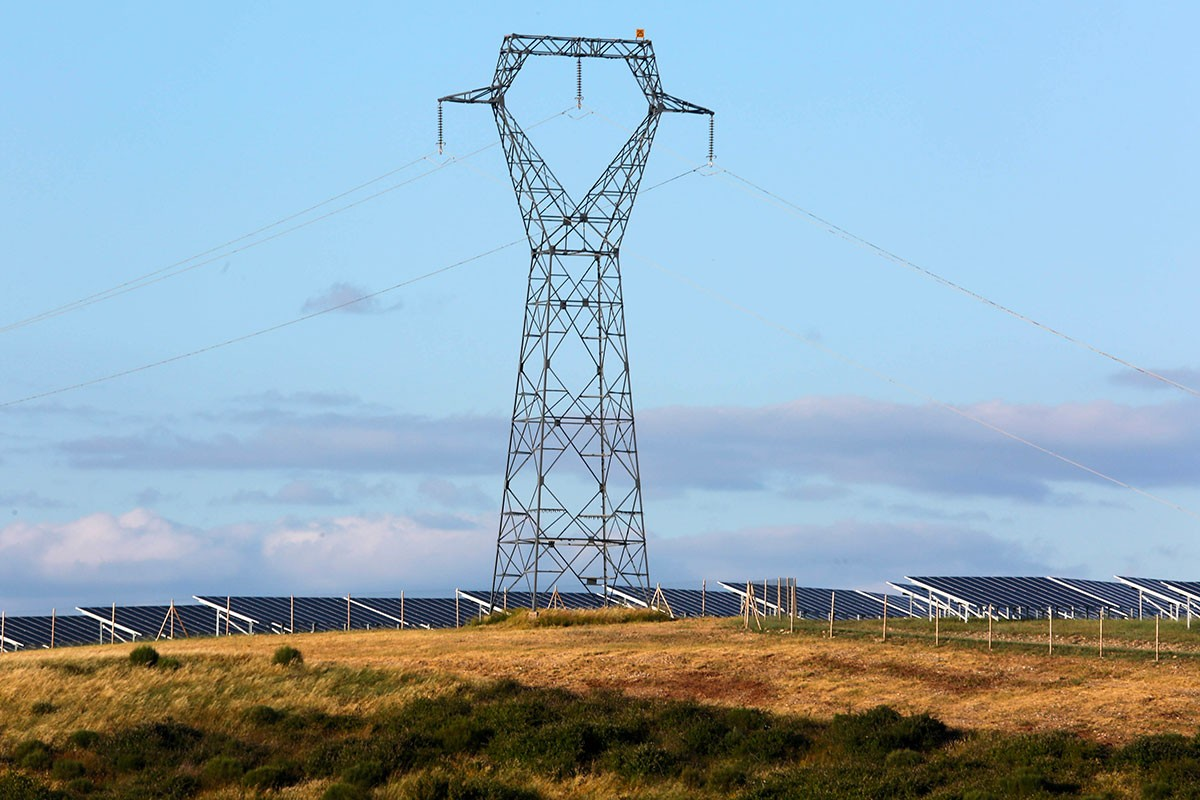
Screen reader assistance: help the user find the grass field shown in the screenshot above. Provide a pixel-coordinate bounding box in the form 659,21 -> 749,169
3,612 -> 1200,798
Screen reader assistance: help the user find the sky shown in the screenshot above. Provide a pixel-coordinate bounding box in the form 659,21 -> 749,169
2,3 -> 1198,614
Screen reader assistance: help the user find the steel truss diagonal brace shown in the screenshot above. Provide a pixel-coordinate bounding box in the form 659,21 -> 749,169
440,33 -> 711,611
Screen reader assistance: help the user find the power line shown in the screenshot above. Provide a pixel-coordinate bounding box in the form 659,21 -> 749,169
0,111 -> 691,413
584,103 -> 1198,399
0,240 -> 522,409
629,248 -> 1200,523
1,110 -> 570,336
0,152 -> 434,334
715,168 -> 1200,399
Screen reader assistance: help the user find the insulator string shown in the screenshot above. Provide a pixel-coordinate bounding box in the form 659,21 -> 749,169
575,57 -> 583,109
437,101 -> 444,155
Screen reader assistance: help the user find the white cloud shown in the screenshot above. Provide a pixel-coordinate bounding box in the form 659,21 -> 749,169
0,509 -> 493,613
56,396 -> 1200,507
219,478 -> 394,507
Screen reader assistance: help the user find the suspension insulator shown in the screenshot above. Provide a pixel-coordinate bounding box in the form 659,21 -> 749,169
437,101 -> 444,154
575,57 -> 583,109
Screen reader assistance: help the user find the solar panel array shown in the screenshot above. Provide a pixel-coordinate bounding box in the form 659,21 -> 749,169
898,576 -> 1200,620
719,582 -> 919,621
457,590 -> 609,617
4,574 -> 1199,652
1,614 -> 106,650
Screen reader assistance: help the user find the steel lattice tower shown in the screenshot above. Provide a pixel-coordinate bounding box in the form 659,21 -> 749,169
441,34 -> 711,609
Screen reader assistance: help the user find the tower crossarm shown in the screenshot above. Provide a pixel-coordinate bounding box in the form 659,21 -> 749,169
656,93 -> 713,115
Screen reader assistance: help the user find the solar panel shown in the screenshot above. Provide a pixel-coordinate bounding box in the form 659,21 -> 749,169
855,590 -> 922,618
457,590 -> 608,616
611,586 -> 744,618
718,581 -> 905,620
886,583 -> 939,615
1116,577 -> 1196,618
906,576 -> 1128,619
77,605 -> 218,641
1162,580 -> 1200,603
350,597 -> 462,629
0,614 -> 104,650
1046,577 -> 1156,618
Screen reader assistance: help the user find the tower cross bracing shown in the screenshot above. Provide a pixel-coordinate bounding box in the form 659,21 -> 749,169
441,33 -> 711,609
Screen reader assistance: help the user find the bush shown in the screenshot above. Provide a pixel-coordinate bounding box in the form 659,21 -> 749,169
14,739 -> 53,770
68,730 -> 101,749
0,773 -> 57,800
158,656 -> 182,671
160,774 -> 202,799
404,771 -> 542,800
50,759 -> 86,780
129,645 -> 160,668
31,701 -> 57,716
1120,733 -> 1197,768
272,645 -> 303,666
609,742 -> 677,779
341,760 -> 390,787
104,720 -> 207,774
242,764 -> 300,791
200,755 -> 245,785
323,783 -> 369,800
65,777 -> 94,795
244,704 -> 287,725
829,705 -> 956,756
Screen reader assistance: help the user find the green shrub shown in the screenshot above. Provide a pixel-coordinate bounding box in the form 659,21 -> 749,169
160,774 -> 202,799
242,763 -> 300,791
404,771 -> 542,800
14,739 -> 53,770
50,758 -> 85,780
323,783 -> 370,800
244,704 -> 286,725
128,645 -> 160,668
114,752 -> 146,773
65,777 -> 94,795
609,742 -> 677,779
0,773 -> 57,800
104,720 -> 207,773
200,755 -> 245,785
884,748 -> 924,768
1120,733 -> 1197,768
272,645 -> 303,666
341,760 -> 390,787
68,730 -> 100,749
829,705 -> 956,755
30,701 -> 57,716
158,656 -> 183,671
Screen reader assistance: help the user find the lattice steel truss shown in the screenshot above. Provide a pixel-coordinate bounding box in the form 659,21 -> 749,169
440,34 -> 711,608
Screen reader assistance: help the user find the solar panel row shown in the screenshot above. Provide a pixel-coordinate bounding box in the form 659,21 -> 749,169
898,576 -> 1200,620
4,575 -> 1199,652
717,582 -> 919,621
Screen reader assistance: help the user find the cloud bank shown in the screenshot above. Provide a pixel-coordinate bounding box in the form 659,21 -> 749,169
0,508 -> 1054,614
61,396 -> 1200,503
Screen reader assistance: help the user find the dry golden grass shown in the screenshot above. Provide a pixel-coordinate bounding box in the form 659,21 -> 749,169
3,614 -> 1199,754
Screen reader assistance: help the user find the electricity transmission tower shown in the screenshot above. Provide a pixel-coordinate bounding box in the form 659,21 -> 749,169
440,33 -> 712,609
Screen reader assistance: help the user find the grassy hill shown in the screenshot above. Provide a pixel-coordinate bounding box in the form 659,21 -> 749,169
2,612 -> 1200,798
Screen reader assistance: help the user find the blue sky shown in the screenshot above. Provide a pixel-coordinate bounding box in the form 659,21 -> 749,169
2,3 -> 1198,613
